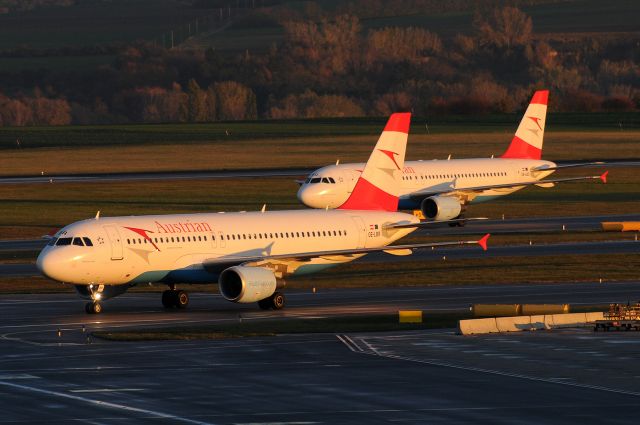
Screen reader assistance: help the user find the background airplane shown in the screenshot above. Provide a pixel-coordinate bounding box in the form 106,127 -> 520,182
297,91 -> 608,223
36,113 -> 488,314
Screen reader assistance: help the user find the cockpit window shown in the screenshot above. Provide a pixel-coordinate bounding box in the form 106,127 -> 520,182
56,237 -> 72,246
328,177 -> 336,183
83,237 -> 93,246
47,238 -> 57,246
309,177 -> 321,184
321,178 -> 330,183
72,237 -> 84,246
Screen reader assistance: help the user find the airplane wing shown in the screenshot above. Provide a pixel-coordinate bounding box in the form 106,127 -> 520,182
532,162 -> 605,172
384,217 -> 488,229
407,171 -> 608,200
203,234 -> 489,272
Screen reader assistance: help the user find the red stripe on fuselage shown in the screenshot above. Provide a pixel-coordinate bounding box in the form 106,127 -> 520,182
338,177 -> 398,211
500,136 -> 542,160
383,112 -> 411,134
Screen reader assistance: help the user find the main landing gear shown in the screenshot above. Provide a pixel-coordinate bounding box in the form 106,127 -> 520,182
257,291 -> 286,310
448,214 -> 467,227
162,288 -> 190,309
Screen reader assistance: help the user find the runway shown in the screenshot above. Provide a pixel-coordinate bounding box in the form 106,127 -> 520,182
1,160 -> 636,185
0,167 -> 311,184
2,282 -> 640,423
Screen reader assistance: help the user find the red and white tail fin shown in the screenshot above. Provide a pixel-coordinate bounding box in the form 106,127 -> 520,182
338,112 -> 411,211
501,90 -> 548,160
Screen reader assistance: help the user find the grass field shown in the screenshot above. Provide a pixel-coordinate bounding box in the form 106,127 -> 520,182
2,121 -> 639,176
0,0 -> 202,50
198,0 -> 640,52
0,164 -> 638,239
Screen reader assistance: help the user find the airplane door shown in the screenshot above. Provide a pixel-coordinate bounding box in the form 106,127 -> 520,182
350,216 -> 366,249
103,225 -> 123,260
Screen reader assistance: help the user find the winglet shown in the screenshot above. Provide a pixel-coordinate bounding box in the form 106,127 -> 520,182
478,233 -> 490,251
600,171 -> 608,184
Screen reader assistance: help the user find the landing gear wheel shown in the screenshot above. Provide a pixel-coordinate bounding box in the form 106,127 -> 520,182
85,301 -> 102,314
449,215 -> 466,227
162,290 -> 174,308
257,298 -> 272,310
271,292 -> 286,310
162,290 -> 189,309
175,290 -> 189,309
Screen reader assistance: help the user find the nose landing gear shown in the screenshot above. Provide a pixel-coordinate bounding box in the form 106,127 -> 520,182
84,284 -> 104,314
85,301 -> 102,314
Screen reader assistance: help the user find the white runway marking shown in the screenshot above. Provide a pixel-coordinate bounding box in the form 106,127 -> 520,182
362,342 -> 640,398
69,388 -> 145,393
0,380 -> 217,425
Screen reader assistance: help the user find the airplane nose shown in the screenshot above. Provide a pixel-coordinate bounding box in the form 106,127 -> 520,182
297,185 -> 324,208
36,249 -> 71,282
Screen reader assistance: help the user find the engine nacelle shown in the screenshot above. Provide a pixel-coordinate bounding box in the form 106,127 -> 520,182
421,196 -> 462,221
219,266 -> 277,303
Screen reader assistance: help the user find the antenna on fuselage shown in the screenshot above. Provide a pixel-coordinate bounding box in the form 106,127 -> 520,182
261,204 -> 266,213
336,159 -> 340,166
447,154 -> 451,160
95,211 -> 100,220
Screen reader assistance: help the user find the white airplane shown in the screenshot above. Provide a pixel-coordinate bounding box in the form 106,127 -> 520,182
36,113 -> 489,314
297,90 -> 608,223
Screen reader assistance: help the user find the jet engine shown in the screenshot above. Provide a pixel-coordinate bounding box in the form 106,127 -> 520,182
421,196 -> 462,221
219,266 -> 279,303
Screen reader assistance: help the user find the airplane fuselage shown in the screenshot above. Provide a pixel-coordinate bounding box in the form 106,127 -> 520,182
297,158 -> 556,209
37,209 -> 418,288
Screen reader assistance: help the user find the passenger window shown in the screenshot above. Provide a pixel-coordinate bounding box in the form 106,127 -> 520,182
72,237 -> 84,246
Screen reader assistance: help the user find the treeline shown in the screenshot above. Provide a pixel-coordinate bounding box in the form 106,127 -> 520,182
0,5 -> 638,126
